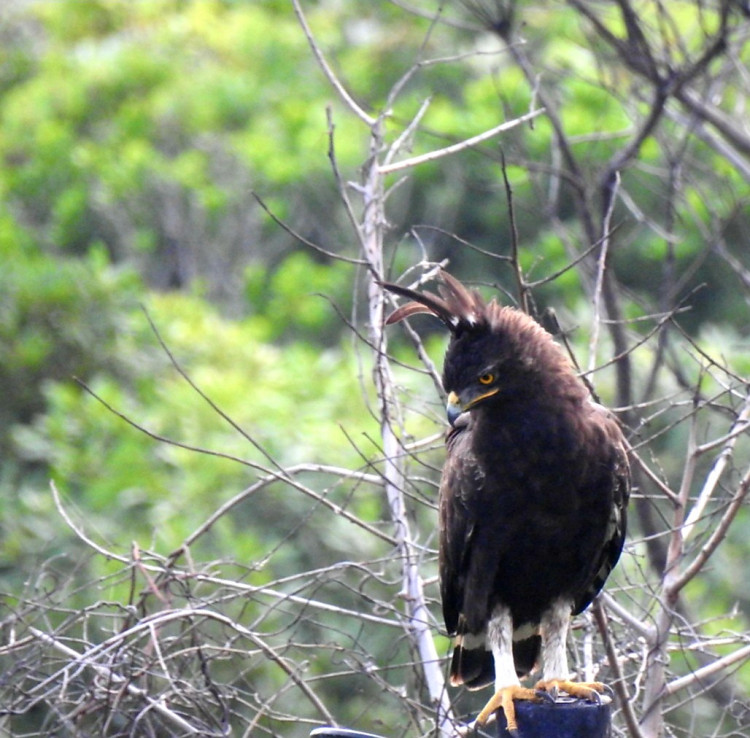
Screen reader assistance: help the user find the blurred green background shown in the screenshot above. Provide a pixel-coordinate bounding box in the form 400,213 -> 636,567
1,1 -> 750,736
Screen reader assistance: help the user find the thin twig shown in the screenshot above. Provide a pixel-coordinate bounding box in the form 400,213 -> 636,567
73,378 -> 397,546
664,643 -> 750,697
587,171 -> 620,375
681,396 -> 750,541
500,149 -> 528,314
592,599 -> 644,738
291,0 -> 376,126
671,463 -> 750,593
251,192 -> 367,265
378,108 -> 545,174
27,627 -> 201,735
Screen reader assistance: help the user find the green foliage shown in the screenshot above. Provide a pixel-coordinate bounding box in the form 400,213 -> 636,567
0,213 -> 141,434
9,290 -> 381,568
244,251 -> 354,343
2,0 -> 750,734
0,0 -> 365,306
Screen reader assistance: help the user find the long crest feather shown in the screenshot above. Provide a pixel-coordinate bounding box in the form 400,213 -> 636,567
381,271 -> 488,331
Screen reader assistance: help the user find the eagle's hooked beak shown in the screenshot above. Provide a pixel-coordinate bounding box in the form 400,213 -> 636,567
446,391 -> 463,426
446,387 -> 501,426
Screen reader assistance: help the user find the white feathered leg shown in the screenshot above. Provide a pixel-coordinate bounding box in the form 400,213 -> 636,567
535,598 -> 610,703
541,598 -> 571,682
473,605 -> 537,733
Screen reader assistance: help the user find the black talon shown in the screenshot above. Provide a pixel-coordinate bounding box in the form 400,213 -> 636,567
535,689 -> 557,705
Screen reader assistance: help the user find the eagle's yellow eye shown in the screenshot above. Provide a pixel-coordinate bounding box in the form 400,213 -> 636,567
478,372 -> 495,385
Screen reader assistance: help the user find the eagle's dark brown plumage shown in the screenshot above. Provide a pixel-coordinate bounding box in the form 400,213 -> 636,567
384,271 -> 629,732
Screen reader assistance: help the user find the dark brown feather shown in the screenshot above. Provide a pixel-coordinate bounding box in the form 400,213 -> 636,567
385,301 -> 439,324
381,272 -> 489,330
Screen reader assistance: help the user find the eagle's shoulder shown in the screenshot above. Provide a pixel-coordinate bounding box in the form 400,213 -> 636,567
582,399 -> 631,495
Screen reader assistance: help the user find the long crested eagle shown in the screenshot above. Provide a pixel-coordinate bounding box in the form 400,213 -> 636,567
383,271 -> 630,733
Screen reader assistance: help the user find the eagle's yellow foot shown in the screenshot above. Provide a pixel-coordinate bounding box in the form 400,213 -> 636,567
534,679 -> 612,703
475,685 -> 540,733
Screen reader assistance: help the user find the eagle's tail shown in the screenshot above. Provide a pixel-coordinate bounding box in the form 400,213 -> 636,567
450,635 -> 541,689
449,641 -> 494,689
513,635 -> 542,678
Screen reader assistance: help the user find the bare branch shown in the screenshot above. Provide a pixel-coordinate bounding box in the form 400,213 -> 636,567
664,643 -> 750,697
378,108 -> 545,175
587,171 -> 619,375
251,192 -> 368,265
592,600 -> 645,738
290,0 -> 376,127
682,396 -> 750,541
27,627 -> 202,735
671,463 -> 750,593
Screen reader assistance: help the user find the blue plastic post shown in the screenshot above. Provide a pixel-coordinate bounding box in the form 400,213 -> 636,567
310,698 -> 612,738
495,697 -> 612,738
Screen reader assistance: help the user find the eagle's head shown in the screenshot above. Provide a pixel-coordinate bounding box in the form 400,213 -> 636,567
442,327 -> 515,426
383,271 -> 579,426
